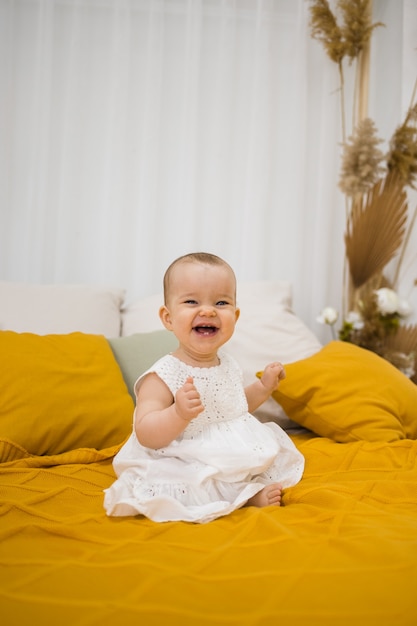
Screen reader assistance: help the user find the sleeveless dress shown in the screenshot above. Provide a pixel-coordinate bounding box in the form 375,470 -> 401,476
103,352 -> 304,523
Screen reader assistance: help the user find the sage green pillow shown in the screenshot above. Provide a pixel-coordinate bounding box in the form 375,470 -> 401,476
108,331 -> 178,399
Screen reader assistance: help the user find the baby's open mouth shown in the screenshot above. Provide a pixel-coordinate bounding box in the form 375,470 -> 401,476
193,325 -> 218,335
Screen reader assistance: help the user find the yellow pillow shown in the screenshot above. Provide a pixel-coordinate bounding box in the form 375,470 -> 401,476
0,332 -> 134,459
260,341 -> 417,443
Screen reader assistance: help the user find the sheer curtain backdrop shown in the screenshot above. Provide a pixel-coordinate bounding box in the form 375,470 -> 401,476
0,0 -> 416,340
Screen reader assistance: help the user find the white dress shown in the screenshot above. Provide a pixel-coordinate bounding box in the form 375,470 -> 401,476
104,352 -> 304,523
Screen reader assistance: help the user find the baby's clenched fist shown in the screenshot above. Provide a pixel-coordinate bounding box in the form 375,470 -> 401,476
175,376 -> 204,421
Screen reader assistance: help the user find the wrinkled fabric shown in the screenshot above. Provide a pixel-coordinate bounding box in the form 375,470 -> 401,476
1,434 -> 417,626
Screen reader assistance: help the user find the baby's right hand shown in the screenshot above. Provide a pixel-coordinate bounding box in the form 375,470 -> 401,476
175,376 -> 204,422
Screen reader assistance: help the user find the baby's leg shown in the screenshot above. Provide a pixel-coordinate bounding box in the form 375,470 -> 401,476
247,483 -> 282,508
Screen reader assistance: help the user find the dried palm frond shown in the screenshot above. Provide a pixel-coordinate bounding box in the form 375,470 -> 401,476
338,0 -> 384,61
392,203 -> 417,288
385,323 -> 417,353
385,324 -> 417,383
387,103 -> 417,189
339,118 -> 385,196
309,0 -> 346,64
345,174 -> 408,289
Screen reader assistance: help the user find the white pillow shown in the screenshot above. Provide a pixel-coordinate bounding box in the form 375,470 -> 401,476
226,282 -> 322,426
122,292 -> 165,335
0,282 -> 125,337
121,281 -> 322,429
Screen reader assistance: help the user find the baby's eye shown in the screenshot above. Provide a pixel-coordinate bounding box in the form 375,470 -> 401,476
216,300 -> 230,306
184,299 -> 198,305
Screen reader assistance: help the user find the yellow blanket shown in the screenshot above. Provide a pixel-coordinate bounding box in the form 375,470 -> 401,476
1,433 -> 417,626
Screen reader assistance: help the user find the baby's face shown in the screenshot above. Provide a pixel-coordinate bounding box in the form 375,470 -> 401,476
160,261 -> 240,364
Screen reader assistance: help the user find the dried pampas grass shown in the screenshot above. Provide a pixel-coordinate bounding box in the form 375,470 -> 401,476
309,0 -> 345,64
339,118 -> 385,196
309,0 -> 382,64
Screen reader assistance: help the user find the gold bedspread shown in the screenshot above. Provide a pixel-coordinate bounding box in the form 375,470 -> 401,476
1,433 -> 417,626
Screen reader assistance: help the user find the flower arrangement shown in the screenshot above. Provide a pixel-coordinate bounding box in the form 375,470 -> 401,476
309,0 -> 417,382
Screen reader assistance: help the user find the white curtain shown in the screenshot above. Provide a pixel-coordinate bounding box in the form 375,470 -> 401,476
0,0 -> 416,340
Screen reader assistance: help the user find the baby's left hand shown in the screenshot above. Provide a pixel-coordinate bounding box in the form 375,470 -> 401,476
260,361 -> 286,393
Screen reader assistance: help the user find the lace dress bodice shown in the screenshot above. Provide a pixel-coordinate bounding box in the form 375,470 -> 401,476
135,352 -> 249,437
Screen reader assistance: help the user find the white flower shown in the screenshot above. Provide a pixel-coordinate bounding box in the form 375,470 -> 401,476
317,306 -> 339,325
397,298 -> 412,318
375,288 -> 399,315
345,310 -> 364,330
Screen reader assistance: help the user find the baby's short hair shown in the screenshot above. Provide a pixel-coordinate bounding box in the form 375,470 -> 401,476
163,252 -> 235,304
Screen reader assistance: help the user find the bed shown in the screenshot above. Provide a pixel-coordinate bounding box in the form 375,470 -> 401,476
1,280 -> 416,626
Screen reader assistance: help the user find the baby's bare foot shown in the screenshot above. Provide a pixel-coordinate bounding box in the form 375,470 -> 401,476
247,483 -> 283,508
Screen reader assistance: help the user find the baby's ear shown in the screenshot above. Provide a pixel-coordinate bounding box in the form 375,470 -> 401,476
235,307 -> 240,323
159,305 -> 173,330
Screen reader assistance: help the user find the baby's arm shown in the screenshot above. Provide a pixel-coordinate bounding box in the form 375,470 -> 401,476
134,375 -> 204,449
244,362 -> 286,414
